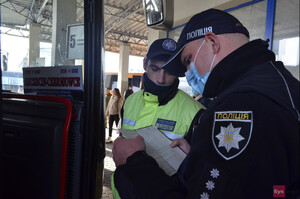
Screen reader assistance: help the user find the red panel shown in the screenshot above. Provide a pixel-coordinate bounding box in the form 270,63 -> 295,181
3,93 -> 72,199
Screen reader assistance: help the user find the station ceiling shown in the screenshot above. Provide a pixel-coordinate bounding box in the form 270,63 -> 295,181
0,0 -> 148,57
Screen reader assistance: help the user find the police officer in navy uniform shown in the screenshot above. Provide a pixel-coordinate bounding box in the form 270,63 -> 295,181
112,9 -> 300,199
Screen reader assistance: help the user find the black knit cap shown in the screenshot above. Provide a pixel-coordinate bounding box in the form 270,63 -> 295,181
162,8 -> 250,77
146,38 -> 177,61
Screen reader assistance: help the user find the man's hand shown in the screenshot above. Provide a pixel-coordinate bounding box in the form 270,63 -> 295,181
170,139 -> 191,154
112,135 -> 146,167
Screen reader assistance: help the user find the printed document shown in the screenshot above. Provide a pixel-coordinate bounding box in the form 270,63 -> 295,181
120,126 -> 187,176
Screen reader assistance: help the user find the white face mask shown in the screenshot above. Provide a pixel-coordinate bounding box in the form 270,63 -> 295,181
185,40 -> 216,95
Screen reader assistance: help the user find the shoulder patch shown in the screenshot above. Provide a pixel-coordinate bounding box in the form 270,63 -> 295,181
212,111 -> 253,160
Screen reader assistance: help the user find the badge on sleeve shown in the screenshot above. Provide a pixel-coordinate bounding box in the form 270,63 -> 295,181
212,111 -> 253,160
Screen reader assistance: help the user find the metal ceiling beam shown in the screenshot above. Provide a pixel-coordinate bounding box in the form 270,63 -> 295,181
104,0 -> 142,32
0,0 -> 148,56
0,3 -> 31,22
36,0 -> 49,22
77,2 -> 84,9
105,5 -> 143,34
2,23 -> 52,32
104,1 -> 144,16
25,0 -> 35,25
2,0 -> 31,7
108,30 -> 147,40
105,37 -> 147,47
104,11 -> 144,24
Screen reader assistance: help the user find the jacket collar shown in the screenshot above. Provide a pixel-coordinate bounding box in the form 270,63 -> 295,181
143,73 -> 179,105
203,39 -> 275,98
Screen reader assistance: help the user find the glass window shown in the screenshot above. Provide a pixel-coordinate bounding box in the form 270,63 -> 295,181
1,0 -> 84,93
273,0 -> 299,80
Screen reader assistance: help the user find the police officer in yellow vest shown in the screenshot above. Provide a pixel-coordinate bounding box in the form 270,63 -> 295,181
111,38 -> 205,199
122,38 -> 204,139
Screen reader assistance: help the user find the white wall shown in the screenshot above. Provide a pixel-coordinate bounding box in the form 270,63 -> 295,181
173,0 -> 249,27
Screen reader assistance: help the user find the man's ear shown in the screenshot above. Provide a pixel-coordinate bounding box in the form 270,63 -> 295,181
205,32 -> 220,54
143,57 -> 147,71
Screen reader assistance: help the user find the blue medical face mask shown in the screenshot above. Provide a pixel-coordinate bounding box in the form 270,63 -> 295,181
185,40 -> 216,96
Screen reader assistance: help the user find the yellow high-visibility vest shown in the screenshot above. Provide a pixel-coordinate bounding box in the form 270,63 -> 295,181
122,89 -> 204,139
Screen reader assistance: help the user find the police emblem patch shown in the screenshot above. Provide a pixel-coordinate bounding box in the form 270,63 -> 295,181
212,111 -> 253,160
162,39 -> 176,52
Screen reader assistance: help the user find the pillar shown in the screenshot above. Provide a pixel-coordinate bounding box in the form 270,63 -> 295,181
29,22 -> 41,67
117,43 -> 130,96
51,0 -> 76,66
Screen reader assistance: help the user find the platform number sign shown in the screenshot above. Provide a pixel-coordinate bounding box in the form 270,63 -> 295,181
70,35 -> 76,48
67,24 -> 84,59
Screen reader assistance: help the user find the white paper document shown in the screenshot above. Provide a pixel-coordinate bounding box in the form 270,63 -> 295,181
120,126 -> 187,176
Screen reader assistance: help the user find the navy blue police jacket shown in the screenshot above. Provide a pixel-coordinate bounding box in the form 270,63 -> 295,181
114,39 -> 300,199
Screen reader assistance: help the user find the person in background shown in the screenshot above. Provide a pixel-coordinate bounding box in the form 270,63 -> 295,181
112,9 -> 299,198
106,88 -> 123,143
105,87 -> 112,128
123,85 -> 134,101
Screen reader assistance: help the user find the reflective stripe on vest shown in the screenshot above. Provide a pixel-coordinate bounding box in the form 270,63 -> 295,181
123,118 -> 136,126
